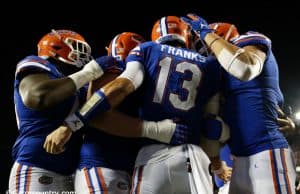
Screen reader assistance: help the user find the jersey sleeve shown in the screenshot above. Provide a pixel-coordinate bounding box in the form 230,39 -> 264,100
15,56 -> 51,81
126,42 -> 157,70
126,45 -> 144,64
121,43 -> 149,90
232,31 -> 272,54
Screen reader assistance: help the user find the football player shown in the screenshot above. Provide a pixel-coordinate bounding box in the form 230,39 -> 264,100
58,16 -> 229,194
74,32 -> 145,194
9,29 -> 113,193
43,31 -> 197,193
182,14 -> 296,194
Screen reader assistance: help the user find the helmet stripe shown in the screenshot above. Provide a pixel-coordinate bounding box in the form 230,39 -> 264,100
224,24 -> 234,41
111,34 -> 120,58
160,17 -> 168,37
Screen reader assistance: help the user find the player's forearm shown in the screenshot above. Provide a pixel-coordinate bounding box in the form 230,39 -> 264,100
78,78 -> 134,121
87,72 -> 120,99
199,135 -> 221,158
64,78 -> 135,132
89,110 -> 143,137
102,77 -> 135,108
203,93 -> 220,116
101,61 -> 145,107
205,33 -> 265,81
203,93 -> 230,143
65,62 -> 143,132
89,110 -> 184,144
205,33 -> 238,56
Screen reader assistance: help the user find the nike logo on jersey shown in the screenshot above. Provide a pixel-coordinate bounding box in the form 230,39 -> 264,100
72,120 -> 82,128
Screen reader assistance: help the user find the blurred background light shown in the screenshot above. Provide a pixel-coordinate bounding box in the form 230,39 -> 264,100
295,111 -> 300,120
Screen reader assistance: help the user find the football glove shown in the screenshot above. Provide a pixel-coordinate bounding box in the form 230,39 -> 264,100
181,13 -> 213,40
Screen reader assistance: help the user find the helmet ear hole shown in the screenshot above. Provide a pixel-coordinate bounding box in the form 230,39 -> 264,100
52,45 -> 62,50
120,42 -> 124,48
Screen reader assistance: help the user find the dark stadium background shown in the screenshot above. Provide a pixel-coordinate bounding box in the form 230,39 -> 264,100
1,0 -> 299,192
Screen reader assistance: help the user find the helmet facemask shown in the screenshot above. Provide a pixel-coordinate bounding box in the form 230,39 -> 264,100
52,29 -> 92,68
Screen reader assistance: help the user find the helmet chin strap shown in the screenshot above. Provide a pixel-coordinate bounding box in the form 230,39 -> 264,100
57,56 -> 82,68
49,57 -> 81,76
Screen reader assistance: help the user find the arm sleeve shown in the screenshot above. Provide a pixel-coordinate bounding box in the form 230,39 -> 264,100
118,61 -> 145,90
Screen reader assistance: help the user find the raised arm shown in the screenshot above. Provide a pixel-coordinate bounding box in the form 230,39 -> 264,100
204,32 -> 266,81
73,60 -> 145,125
181,13 -> 266,81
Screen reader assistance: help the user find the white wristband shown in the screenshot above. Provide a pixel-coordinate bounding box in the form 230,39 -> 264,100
68,59 -> 104,90
142,119 -> 176,143
64,113 -> 84,132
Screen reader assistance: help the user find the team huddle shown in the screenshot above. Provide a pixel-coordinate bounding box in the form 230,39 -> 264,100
9,13 -> 297,194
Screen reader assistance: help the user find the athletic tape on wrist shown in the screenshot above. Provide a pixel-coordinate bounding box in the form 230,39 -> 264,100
79,89 -> 111,121
64,112 -> 85,132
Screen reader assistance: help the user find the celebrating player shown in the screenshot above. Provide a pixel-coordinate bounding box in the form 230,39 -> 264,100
182,14 -> 296,194
58,15 -> 230,194
74,32 -> 145,194
9,29 -> 113,193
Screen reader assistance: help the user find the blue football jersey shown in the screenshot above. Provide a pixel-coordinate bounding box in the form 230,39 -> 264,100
221,32 -> 288,156
126,42 -> 221,144
13,55 -> 85,175
78,90 -> 144,173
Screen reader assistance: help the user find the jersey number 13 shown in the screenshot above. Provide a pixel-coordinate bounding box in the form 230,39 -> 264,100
153,57 -> 202,111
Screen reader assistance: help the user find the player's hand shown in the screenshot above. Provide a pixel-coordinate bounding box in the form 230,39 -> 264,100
95,56 -> 122,72
181,13 -> 213,40
43,125 -> 73,154
210,160 -> 232,182
278,117 -> 295,132
277,107 -> 295,133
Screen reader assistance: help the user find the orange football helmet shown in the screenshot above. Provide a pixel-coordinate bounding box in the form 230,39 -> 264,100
209,22 -> 240,41
107,32 -> 145,61
151,16 -> 192,48
37,29 -> 92,68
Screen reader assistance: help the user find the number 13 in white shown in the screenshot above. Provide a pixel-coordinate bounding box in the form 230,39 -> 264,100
153,57 -> 202,111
